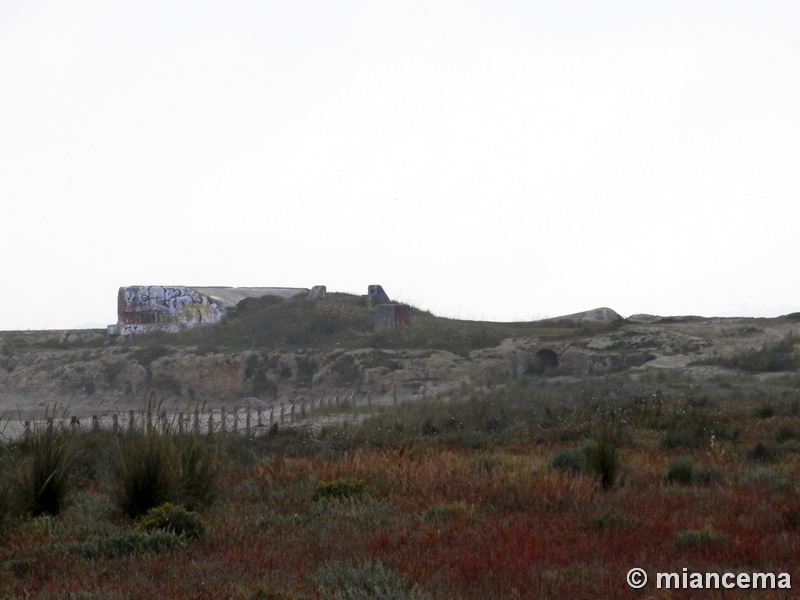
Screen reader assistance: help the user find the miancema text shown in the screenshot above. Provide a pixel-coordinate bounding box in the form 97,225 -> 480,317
658,569 -> 791,590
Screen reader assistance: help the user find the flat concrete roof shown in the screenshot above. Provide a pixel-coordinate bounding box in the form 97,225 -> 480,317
192,287 -> 309,307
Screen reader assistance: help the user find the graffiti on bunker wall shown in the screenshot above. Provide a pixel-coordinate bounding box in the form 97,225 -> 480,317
117,286 -> 224,332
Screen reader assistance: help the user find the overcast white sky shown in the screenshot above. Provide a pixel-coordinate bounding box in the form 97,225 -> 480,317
2,1 -> 798,330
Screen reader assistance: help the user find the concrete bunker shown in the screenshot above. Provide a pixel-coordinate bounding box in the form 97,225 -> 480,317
108,285 -> 317,336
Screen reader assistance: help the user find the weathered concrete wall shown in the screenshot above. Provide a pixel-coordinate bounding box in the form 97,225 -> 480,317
374,304 -> 410,332
112,286 -> 225,335
367,285 -> 390,306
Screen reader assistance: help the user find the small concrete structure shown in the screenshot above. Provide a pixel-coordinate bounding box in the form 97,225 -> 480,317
108,285 -> 314,336
307,285 -> 327,300
367,284 -> 390,306
374,304 -> 410,332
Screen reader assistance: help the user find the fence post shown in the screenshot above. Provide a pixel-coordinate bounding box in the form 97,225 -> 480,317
47,418 -> 54,435
92,415 -> 100,432
160,411 -> 168,434
178,412 -> 185,435
208,410 -> 214,436
246,408 -> 252,437
113,413 -> 120,434
129,410 -> 135,434
24,421 -> 31,438
220,407 -> 227,434
193,408 -> 200,435
259,408 -> 265,429
233,408 -> 239,434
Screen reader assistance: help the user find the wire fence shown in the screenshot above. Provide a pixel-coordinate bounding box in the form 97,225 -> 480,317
0,385 -> 430,441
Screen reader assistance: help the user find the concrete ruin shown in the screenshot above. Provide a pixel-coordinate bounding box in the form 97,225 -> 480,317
367,284 -> 390,306
374,304 -> 410,332
108,285 -> 317,336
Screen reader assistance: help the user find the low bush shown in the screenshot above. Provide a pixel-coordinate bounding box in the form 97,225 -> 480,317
112,433 -> 179,518
549,446 -> 587,475
674,525 -> 727,548
17,428 -> 78,517
313,479 -> 366,502
56,529 -> 185,559
0,452 -> 16,525
753,403 -> 775,419
313,559 -> 430,600
776,426 -> 796,443
589,509 -> 630,529
111,430 -> 221,518
423,501 -> 470,523
585,427 -> 619,490
548,427 -> 620,490
698,334 -> 800,373
746,442 -> 779,463
136,502 -> 204,539
660,427 -> 711,450
740,467 -> 793,491
664,456 -> 695,485
176,435 -> 219,510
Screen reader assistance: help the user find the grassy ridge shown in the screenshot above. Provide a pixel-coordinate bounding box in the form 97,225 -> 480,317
138,293 -> 614,355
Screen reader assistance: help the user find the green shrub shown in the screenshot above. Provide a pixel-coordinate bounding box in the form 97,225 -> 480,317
590,510 -> 630,529
312,479 -> 366,502
313,559 -> 430,600
0,452 -> 16,525
585,427 -> 620,490
112,433 -> 179,518
548,428 -> 620,489
136,502 -> 204,539
17,428 -> 78,517
776,426 -> 796,443
660,427 -> 711,450
112,432 -> 221,518
420,418 -> 438,436
754,403 -> 775,419
130,345 -> 171,368
740,467 -> 792,491
674,525 -> 727,548
699,334 -> 800,373
746,442 -> 778,463
423,501 -> 470,523
56,529 -> 185,559
176,435 -> 219,510
664,456 -> 695,485
548,446 -> 587,475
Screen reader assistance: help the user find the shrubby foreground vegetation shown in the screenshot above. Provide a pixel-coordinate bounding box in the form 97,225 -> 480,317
1,372 -> 799,599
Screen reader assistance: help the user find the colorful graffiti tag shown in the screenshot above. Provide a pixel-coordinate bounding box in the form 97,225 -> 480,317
116,286 -> 225,334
